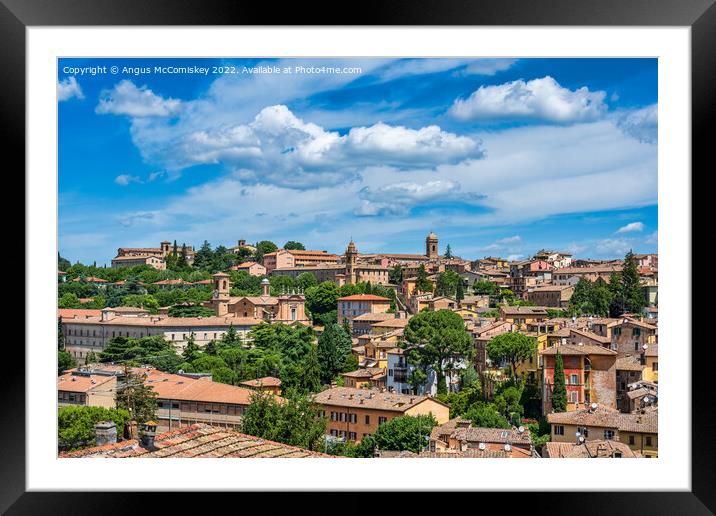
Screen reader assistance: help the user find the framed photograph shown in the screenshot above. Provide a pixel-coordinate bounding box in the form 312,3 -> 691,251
5,0 -> 710,512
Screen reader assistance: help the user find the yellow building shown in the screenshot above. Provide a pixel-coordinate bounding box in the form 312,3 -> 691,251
547,404 -> 658,457
57,373 -> 117,409
514,332 -> 548,389
642,344 -> 658,383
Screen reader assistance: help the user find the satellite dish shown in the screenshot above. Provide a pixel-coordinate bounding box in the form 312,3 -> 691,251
590,402 -> 598,411
478,442 -> 486,450
643,396 -> 649,403
504,444 -> 511,452
518,426 -> 525,434
579,436 -> 585,443
575,431 -> 581,437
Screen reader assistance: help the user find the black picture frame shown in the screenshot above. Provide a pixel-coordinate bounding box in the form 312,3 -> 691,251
3,0 -> 710,513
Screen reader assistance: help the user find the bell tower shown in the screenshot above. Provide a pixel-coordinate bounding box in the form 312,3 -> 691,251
212,272 -> 230,316
426,232 -> 438,259
345,240 -> 358,284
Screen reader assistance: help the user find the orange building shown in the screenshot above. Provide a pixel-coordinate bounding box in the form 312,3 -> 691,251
337,294 -> 391,326
314,387 -> 449,443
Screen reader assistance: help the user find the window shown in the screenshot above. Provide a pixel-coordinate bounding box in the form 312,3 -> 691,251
646,436 -> 653,446
349,413 -> 357,424
570,391 -> 578,403
378,416 -> 387,425
330,411 -> 336,421
653,362 -> 658,371
365,415 -> 370,425
348,432 -> 357,441
578,427 -> 589,438
570,374 -> 579,385
632,328 -> 641,337
634,342 -> 639,351
628,435 -> 635,445
554,425 -> 564,436
604,429 -> 615,440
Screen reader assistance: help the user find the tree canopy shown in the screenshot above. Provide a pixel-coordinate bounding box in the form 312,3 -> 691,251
402,309 -> 473,394
486,332 -> 537,380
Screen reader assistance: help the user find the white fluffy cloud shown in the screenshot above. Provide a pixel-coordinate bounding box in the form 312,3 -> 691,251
58,76 -> 84,101
615,104 -> 657,144
114,174 -> 143,186
96,80 -> 181,117
377,58 -> 517,81
142,104 -> 483,188
356,180 -> 481,216
596,238 -> 634,256
449,76 -> 607,123
617,221 -> 645,233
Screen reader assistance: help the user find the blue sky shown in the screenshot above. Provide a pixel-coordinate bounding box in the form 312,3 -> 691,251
58,58 -> 657,265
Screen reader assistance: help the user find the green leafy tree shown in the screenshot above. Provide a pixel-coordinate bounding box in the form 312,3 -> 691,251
350,414 -> 438,457
464,402 -> 510,429
608,272 -> 625,317
182,333 -> 201,362
389,265 -> 403,285
551,350 -> 567,413
415,265 -> 433,293
58,350 -> 77,374
473,280 -> 498,296
240,390 -> 326,451
305,281 -> 341,324
434,270 -> 461,298
569,278 -> 594,314
58,406 -> 130,451
167,304 -> 215,318
444,244 -> 453,259
622,250 -> 646,314
317,323 -> 353,384
58,253 -> 71,272
296,272 -> 318,291
299,347 -> 323,393
283,241 -> 306,250
402,309 -> 473,394
455,280 -> 465,302
486,332 -> 537,380
115,368 -> 157,424
255,240 -> 278,256
591,278 -> 613,317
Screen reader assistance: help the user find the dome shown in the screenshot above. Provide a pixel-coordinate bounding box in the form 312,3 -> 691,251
427,232 -> 438,240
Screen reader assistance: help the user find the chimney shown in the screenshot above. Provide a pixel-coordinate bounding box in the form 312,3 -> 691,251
140,421 -> 158,450
95,421 -> 117,446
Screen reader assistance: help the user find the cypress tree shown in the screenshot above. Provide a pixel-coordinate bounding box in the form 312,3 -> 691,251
551,350 -> 567,413
621,250 -> 645,314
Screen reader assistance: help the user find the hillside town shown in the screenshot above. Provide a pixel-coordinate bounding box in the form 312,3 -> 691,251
57,233 -> 658,459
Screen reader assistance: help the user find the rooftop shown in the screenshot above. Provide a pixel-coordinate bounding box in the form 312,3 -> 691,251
57,373 -> 115,393
541,344 -> 617,356
543,440 -> 640,458
313,387 -> 446,412
60,423 -> 330,458
337,294 -> 392,302
547,404 -> 657,433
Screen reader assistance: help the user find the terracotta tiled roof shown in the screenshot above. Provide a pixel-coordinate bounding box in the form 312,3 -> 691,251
501,306 -> 549,316
58,308 -> 103,319
142,370 -> 259,405
547,404 -> 657,433
371,318 -> 411,329
60,423 -> 331,458
60,314 -> 261,328
569,328 -> 611,345
342,367 -> 385,378
543,440 -> 641,458
239,376 -> 282,388
540,344 -> 617,356
314,387 -> 447,412
57,373 -> 115,393
337,294 -> 391,302
72,276 -> 109,283
452,426 -> 533,446
616,356 -> 645,372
